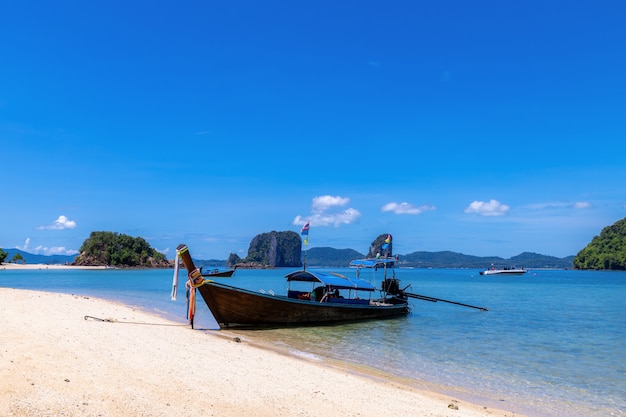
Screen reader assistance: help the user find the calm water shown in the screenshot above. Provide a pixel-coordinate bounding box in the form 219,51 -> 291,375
1,267 -> 624,417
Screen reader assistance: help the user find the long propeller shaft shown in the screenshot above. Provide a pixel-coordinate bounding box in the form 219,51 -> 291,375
405,292 -> 488,311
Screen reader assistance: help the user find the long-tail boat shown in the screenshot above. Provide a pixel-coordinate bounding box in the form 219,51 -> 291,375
172,240 -> 487,329
173,244 -> 410,329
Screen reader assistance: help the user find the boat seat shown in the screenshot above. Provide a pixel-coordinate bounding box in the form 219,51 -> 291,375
288,290 -> 310,300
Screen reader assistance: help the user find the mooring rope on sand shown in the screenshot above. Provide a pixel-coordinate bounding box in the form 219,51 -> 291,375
83,315 -> 188,326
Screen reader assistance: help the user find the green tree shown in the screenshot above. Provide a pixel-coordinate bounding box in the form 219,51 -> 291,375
0,248 -> 7,264
12,253 -> 25,264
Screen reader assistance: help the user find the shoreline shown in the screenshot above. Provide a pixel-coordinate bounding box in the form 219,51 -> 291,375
0,263 -> 108,270
214,325 -> 521,416
0,287 -> 525,417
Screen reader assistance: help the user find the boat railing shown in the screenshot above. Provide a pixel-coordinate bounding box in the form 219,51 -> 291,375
288,287 -> 373,304
325,297 -> 370,305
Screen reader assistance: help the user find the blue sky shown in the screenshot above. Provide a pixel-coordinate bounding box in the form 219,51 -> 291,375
1,1 -> 625,260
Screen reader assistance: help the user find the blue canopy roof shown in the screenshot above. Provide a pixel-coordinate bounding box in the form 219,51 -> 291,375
349,258 -> 396,268
285,269 -> 375,291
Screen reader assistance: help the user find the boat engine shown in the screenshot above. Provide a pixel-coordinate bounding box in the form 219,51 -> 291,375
381,277 -> 402,296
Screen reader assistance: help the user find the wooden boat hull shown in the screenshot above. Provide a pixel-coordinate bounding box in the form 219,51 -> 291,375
197,281 -> 410,329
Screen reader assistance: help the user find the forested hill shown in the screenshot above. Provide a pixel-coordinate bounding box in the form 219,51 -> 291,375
303,247 -> 574,269
400,251 -> 573,269
73,231 -> 169,268
574,216 -> 626,270
1,248 -> 75,265
302,247 -> 364,267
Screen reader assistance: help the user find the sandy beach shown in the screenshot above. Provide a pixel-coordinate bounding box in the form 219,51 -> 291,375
0,287 -> 524,417
0,263 -> 107,270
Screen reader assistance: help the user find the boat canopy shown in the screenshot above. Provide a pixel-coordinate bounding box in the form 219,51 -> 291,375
285,270 -> 375,291
349,258 -> 396,268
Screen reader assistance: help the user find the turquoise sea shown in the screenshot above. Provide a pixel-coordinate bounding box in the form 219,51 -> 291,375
1,267 -> 624,417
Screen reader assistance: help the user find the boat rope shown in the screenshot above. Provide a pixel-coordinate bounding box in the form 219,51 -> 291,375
83,315 -> 189,326
186,281 -> 197,322
171,253 -> 180,300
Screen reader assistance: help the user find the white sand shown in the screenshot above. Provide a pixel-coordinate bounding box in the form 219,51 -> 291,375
0,288 -> 524,417
1,263 -> 107,270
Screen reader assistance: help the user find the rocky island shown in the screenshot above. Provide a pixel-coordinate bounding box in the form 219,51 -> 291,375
72,231 -> 170,268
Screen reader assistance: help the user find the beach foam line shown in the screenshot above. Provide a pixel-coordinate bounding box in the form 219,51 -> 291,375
0,288 -> 524,417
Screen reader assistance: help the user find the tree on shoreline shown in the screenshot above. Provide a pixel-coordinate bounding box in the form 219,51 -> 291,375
12,252 -> 25,264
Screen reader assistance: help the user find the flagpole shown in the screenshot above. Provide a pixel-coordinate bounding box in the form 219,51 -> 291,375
301,221 -> 310,271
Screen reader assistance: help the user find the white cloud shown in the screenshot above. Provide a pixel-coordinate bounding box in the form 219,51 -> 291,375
381,202 -> 436,215
37,215 -> 77,230
523,201 -> 592,210
17,238 -> 78,255
524,202 -> 568,210
17,238 -> 31,251
294,195 -> 361,227
311,195 -> 350,213
464,199 -> 510,216
35,245 -> 79,256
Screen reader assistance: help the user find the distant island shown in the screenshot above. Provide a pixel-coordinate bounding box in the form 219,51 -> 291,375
2,216 -> 625,270
219,232 -> 574,269
225,231 -> 302,268
299,248 -> 574,269
71,231 -> 170,268
221,218 -> 626,270
573,216 -> 626,270
0,248 -> 76,266
0,238 -> 573,269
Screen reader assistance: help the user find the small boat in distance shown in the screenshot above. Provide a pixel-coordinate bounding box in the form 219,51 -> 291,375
479,264 -> 527,276
200,267 -> 236,278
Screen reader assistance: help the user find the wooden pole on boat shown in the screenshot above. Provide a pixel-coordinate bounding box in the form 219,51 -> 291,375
404,292 -> 488,311
176,244 -> 205,328
176,244 -> 203,286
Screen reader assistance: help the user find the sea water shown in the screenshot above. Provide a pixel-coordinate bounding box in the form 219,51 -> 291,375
1,267 -> 624,417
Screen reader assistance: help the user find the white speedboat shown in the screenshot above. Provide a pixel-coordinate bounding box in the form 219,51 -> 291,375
479,266 -> 527,276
